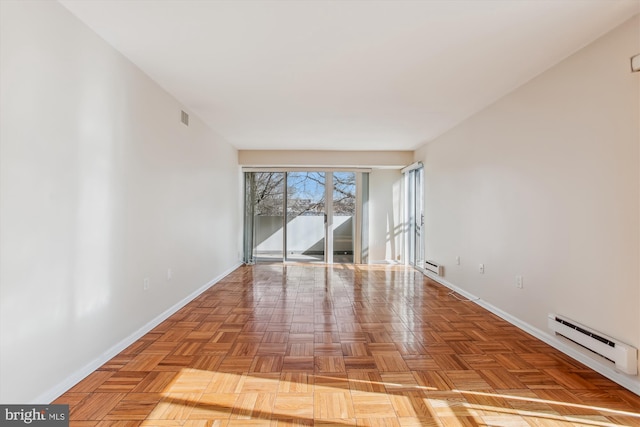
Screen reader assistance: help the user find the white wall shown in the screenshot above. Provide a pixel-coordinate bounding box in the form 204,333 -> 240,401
415,15 -> 639,377
239,150 -> 413,168
368,169 -> 403,263
0,0 -> 241,403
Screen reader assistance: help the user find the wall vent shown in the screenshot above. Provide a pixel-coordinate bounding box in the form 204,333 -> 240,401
424,260 -> 443,276
548,313 -> 638,375
181,110 -> 189,126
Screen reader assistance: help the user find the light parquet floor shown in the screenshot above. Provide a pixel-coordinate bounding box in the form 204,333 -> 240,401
54,264 -> 640,427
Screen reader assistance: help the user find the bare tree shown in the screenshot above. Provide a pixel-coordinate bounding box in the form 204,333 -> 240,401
250,172 -> 355,216
252,172 -> 284,215
332,172 -> 356,215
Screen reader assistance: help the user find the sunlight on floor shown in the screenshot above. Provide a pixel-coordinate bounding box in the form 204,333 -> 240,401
136,368 -> 640,426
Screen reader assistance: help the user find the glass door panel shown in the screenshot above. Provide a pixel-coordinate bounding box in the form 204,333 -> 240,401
404,166 -> 424,268
415,168 -> 425,268
407,173 -> 416,265
333,172 -> 356,263
286,172 -> 326,262
252,172 -> 285,262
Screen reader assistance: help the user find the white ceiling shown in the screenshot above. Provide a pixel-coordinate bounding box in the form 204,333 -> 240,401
59,0 -> 639,151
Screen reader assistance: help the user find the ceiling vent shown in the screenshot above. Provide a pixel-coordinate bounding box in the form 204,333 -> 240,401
181,110 -> 189,126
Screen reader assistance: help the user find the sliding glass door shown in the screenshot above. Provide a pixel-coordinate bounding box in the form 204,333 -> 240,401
332,172 -> 356,263
245,172 -> 285,262
286,172 -> 326,262
244,170 -> 363,264
404,165 -> 424,268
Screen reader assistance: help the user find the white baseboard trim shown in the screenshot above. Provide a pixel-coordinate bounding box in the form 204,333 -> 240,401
34,262 -> 243,404
420,269 -> 640,396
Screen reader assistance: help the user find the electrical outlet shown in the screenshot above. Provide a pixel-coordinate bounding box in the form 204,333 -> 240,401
516,275 -> 524,289
143,278 -> 150,290
479,263 -> 484,274
167,268 -> 172,280
456,256 -> 460,265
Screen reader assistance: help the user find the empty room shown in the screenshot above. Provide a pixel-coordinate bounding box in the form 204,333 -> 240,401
1,0 -> 640,426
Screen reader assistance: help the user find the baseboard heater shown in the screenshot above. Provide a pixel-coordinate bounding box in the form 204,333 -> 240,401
548,313 -> 638,376
424,260 -> 443,276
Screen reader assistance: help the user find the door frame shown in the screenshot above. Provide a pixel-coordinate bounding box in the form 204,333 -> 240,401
243,167 -> 370,264
402,162 -> 424,268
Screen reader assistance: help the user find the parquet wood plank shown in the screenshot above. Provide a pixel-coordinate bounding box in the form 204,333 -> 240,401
372,352 -> 410,372
67,371 -> 114,393
218,356 -> 254,373
314,356 -> 346,373
388,392 -> 433,417
237,373 -> 280,393
402,356 -> 439,371
187,393 -> 238,419
103,393 -> 163,421
424,392 -> 478,419
131,372 -> 178,393
348,371 -> 386,393
250,356 -> 284,373
344,356 -> 377,370
147,393 -> 200,420
314,374 -> 350,392
192,355 -> 224,371
96,372 -> 150,393
140,353 -> 194,371
314,391 -> 355,419
380,373 -> 420,392
230,392 -> 276,420
258,343 -> 288,355
272,394 -> 314,419
352,393 -> 396,418
98,356 -> 134,371
282,356 -> 315,371
479,369 -> 527,390
71,393 -> 128,420
397,417 -> 439,427
279,372 -> 313,394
